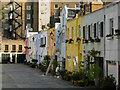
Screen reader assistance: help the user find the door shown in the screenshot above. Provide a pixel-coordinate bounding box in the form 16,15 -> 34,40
118,65 -> 120,89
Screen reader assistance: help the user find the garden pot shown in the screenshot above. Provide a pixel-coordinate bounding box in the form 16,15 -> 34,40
115,35 -> 120,39
106,36 -> 113,40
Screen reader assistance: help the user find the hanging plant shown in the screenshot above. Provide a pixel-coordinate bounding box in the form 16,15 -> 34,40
76,37 -> 81,42
65,39 -> 69,43
69,38 -> 73,43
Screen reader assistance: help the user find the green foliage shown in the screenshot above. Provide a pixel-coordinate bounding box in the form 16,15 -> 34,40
39,59 -> 50,72
100,75 -> 116,88
44,55 -> 51,61
88,48 -> 100,57
87,65 -> 102,81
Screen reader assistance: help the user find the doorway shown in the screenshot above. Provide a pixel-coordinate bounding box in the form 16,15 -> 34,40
12,55 -> 15,63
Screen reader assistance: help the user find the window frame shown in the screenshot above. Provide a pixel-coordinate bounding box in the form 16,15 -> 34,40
54,4 -> 58,9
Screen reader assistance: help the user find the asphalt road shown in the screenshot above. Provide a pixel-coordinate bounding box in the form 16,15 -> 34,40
2,64 -> 79,88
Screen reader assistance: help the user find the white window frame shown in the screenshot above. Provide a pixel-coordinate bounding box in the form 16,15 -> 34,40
54,12 -> 59,18
15,22 -> 18,28
14,5 -> 19,10
66,4 -> 69,8
54,4 -> 58,9
27,14 -> 31,20
4,5 -> 8,9
4,13 -> 8,19
27,24 -> 31,29
26,5 -> 31,10
75,4 -> 79,8
4,23 -> 9,30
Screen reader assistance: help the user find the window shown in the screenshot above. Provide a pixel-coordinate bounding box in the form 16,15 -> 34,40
54,12 -> 59,18
26,5 -> 31,10
4,5 -> 8,9
15,13 -> 18,19
100,22 -> 104,37
91,24 -> 93,37
5,45 -> 8,51
54,4 -> 58,9
15,22 -> 18,28
69,28 -> 72,39
73,27 -> 75,39
43,37 -> 46,45
41,37 -> 46,45
88,25 -> 90,38
77,26 -> 79,37
4,23 -> 9,30
41,38 -> 43,45
4,13 -> 8,19
19,45 -> 22,50
12,45 -> 16,51
66,4 -> 69,8
83,26 -> 85,39
27,14 -> 31,19
14,5 -> 19,10
94,23 -> 96,37
110,18 -> 114,35
26,24 -> 31,28
75,4 -> 79,8
97,22 -> 100,37
67,56 -> 71,60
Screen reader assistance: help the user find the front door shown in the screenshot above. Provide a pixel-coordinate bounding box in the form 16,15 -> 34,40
118,65 -> 120,89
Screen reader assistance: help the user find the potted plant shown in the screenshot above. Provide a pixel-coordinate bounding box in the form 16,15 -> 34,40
88,37 -> 94,43
95,36 -> 100,42
114,29 -> 120,39
65,39 -> 69,43
106,34 -> 113,40
69,38 -> 73,43
83,39 -> 88,43
76,37 -> 81,42
40,44 -> 46,47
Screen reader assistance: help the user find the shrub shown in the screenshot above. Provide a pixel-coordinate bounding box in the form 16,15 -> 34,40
100,75 -> 116,89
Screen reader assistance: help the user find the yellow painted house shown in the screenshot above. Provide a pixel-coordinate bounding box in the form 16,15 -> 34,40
65,15 -> 82,72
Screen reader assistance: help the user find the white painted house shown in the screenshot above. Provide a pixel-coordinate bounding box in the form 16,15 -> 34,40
104,2 -> 120,87
82,8 -> 105,75
60,6 -> 80,65
40,30 -> 47,62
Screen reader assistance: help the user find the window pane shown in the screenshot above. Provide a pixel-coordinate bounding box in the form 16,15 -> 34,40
94,23 -> 96,37
88,25 -> 90,38
100,22 -> 103,37
83,26 -> 85,39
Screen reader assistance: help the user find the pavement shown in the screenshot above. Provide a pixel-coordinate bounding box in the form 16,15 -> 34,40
2,64 -> 79,88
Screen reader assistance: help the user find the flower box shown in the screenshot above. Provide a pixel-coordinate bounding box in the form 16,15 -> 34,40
106,34 -> 113,40
76,37 -> 81,42
40,44 -> 46,47
69,38 -> 73,43
4,50 -> 8,52
114,35 -> 120,39
85,40 -> 88,43
18,50 -> 22,52
114,29 -> 120,39
11,50 -> 16,52
88,37 -> 94,43
65,39 -> 69,43
95,36 -> 101,42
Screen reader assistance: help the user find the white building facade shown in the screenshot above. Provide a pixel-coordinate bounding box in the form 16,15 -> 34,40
82,8 -> 105,75
104,2 -> 120,87
39,0 -> 49,31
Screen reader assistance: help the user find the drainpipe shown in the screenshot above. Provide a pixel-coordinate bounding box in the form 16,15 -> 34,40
104,12 -> 106,76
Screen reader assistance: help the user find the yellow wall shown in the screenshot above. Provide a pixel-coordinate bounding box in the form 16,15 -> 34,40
65,15 -> 82,72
